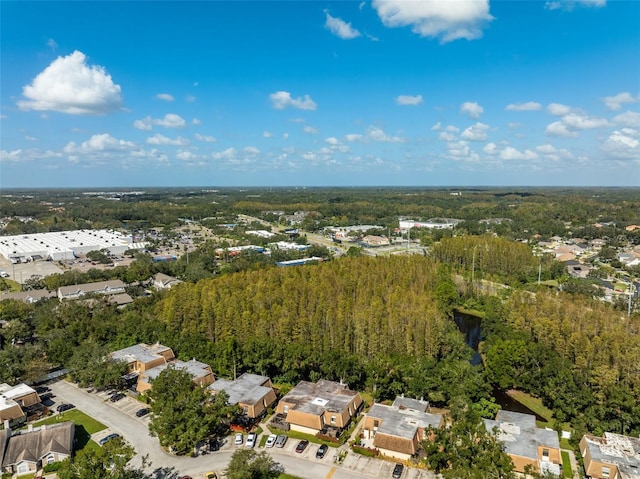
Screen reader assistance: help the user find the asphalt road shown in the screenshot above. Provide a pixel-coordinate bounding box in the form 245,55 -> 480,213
49,380 -> 434,479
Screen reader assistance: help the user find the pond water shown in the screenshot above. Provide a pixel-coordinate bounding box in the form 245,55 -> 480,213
453,311 -> 482,366
453,310 -> 543,419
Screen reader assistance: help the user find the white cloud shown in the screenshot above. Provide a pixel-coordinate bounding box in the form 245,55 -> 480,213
18,50 -> 123,115
367,126 -> 404,142
304,125 -> 319,134
133,118 -> 153,131
439,131 -> 457,142
186,95 -> 196,103
460,122 -> 490,141
194,133 -> 216,142
431,122 -> 442,131
269,91 -> 317,110
212,148 -> 237,160
396,94 -> 423,106
546,0 -> 606,10
604,92 -> 638,111
156,93 -> 174,102
483,142 -> 498,154
373,0 -> 493,42
546,121 -> 578,138
283,133 -> 289,139
325,11 -> 361,39
134,113 -> 186,130
602,130 -> 640,160
47,38 -> 58,51
146,134 -> 189,146
176,150 -> 197,162
506,101 -> 542,111
0,149 -> 23,162
263,131 -> 273,138
614,111 -> 640,128
244,146 -> 260,155
191,118 -> 201,125
64,133 -> 134,153
561,113 -> 608,130
547,103 -> 572,116
499,146 -> 537,161
536,144 -> 557,154
325,137 -> 340,145
345,133 -> 363,142
460,101 -> 483,119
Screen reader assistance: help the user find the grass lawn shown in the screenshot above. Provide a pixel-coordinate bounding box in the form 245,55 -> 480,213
278,475 -> 303,479
507,390 -> 554,423
33,409 -> 107,453
561,451 -> 572,478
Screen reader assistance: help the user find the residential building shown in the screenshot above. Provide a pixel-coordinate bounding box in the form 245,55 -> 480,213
152,273 -> 182,290
0,384 -> 41,428
484,411 -> 561,476
362,397 -> 443,460
275,380 -> 363,436
0,422 -> 74,476
57,279 -> 126,300
0,290 -> 56,304
137,359 -> 215,393
110,343 -> 175,374
208,373 -> 277,419
580,432 -> 640,479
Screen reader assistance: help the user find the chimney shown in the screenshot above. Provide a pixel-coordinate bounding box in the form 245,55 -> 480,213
28,424 -> 33,432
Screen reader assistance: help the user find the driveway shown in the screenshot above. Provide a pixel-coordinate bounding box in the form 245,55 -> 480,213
49,380 -> 435,479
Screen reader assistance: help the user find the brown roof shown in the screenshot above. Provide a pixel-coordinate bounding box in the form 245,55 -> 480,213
2,422 -> 74,467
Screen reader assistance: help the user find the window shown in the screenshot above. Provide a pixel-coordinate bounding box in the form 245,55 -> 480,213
373,420 -> 380,428
602,466 -> 610,478
331,415 -> 336,424
542,448 -> 550,461
283,405 -> 288,413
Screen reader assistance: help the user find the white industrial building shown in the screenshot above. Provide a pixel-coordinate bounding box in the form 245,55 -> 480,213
0,229 -> 146,263
398,218 -> 462,230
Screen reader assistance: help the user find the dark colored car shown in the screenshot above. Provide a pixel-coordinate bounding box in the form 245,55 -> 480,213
135,407 -> 150,417
295,439 -> 309,453
316,444 -> 328,459
209,438 -> 219,451
392,463 -> 404,478
110,392 -> 125,402
56,403 -> 75,412
99,433 -> 120,446
39,392 -> 54,401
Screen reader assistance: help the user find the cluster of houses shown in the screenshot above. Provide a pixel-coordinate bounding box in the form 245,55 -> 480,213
103,342 -> 640,477
0,273 -> 182,306
1,343 -> 639,477
0,383 -> 74,476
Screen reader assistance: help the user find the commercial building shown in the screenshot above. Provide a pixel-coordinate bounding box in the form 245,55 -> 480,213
0,229 -> 146,263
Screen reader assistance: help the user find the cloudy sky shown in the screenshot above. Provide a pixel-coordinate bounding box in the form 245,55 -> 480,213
1,0 -> 639,188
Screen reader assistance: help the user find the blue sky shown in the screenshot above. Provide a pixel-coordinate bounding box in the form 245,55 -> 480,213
1,0 -> 639,188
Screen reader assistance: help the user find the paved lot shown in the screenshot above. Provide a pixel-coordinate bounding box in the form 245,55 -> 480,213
48,380 -> 436,479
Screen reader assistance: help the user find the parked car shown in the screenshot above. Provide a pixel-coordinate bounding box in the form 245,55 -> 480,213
392,463 -> 404,478
275,435 -> 287,448
316,444 -> 328,459
265,434 -> 277,448
39,392 -> 54,401
56,403 -> 75,412
35,386 -> 50,394
99,433 -> 120,446
135,408 -> 150,417
295,439 -> 309,453
110,392 -> 125,402
209,438 -> 219,451
205,473 -> 217,479
246,432 -> 256,448
234,433 -> 243,446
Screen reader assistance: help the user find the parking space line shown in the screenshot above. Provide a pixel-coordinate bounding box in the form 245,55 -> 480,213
324,467 -> 337,479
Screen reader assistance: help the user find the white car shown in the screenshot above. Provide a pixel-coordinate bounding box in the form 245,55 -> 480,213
0,271 -> 9,278
246,432 -> 256,448
265,434 -> 277,448
234,433 -> 243,446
